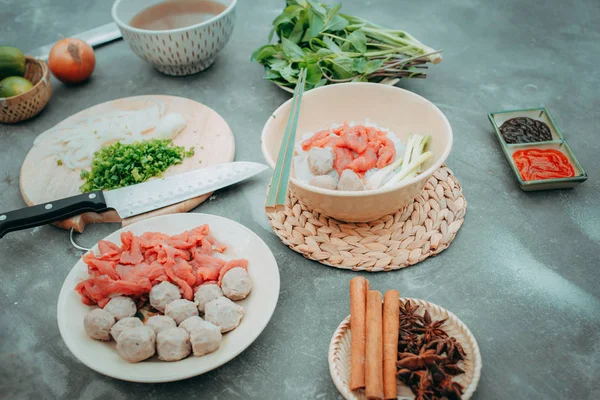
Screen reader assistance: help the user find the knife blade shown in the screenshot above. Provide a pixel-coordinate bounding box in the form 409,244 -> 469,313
0,162 -> 268,237
29,22 -> 122,61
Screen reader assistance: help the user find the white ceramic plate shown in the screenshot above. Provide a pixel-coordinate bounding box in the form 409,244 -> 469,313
57,213 -> 280,383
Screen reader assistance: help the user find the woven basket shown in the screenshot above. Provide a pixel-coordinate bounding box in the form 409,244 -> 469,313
0,56 -> 52,124
329,298 -> 482,400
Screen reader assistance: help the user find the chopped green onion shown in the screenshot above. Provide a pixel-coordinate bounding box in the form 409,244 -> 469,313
79,139 -> 195,193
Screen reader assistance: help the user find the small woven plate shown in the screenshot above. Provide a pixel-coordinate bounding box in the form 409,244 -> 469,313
267,166 -> 466,272
328,298 -> 482,400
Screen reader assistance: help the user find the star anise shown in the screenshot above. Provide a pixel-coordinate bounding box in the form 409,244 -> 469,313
439,379 -> 463,400
410,370 -> 435,400
440,362 -> 465,376
426,337 -> 448,355
399,300 -> 424,327
398,330 -> 422,353
396,367 -> 413,382
395,301 -> 468,399
445,337 -> 466,363
414,310 -> 448,343
429,363 -> 447,386
397,345 -> 444,370
430,363 -> 463,400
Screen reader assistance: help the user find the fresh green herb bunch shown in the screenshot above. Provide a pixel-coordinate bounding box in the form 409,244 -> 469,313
79,139 -> 195,192
251,0 -> 441,90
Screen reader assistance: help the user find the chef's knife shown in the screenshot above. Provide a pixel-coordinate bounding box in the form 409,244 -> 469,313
0,162 -> 268,237
29,22 -> 122,61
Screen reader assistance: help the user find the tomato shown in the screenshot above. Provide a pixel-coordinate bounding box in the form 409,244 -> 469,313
48,38 -> 95,84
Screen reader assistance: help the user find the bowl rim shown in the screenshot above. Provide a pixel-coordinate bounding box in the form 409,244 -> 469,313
111,0 -> 237,35
260,82 -> 454,198
0,57 -> 50,101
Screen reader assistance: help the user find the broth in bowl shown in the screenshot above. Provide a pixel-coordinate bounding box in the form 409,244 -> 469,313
130,0 -> 227,31
112,0 -> 236,76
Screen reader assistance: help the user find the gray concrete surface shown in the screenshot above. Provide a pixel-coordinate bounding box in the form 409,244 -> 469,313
1,0 -> 599,399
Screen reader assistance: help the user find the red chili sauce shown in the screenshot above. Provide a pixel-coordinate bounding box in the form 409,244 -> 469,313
512,149 -> 575,181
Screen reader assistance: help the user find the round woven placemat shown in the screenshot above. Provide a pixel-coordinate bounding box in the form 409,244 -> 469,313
267,165 -> 466,272
328,298 -> 482,400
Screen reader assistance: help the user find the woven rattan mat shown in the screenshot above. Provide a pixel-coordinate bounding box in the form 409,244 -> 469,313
267,165 -> 466,272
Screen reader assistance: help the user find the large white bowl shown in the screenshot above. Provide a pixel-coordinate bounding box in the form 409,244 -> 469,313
112,0 -> 236,76
261,83 -> 453,222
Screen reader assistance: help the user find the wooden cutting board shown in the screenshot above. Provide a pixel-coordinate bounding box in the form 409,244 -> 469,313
20,95 -> 235,232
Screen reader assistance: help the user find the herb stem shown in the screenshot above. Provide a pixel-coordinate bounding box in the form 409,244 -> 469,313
322,33 -> 351,43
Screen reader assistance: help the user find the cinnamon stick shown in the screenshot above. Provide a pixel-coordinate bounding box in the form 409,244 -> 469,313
349,277 -> 369,390
365,290 -> 384,400
382,290 -> 400,399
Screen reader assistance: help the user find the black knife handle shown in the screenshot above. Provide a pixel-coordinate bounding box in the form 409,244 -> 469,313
0,191 -> 110,238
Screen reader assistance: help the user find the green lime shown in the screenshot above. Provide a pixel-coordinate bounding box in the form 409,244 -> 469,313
0,76 -> 33,98
0,46 -> 26,79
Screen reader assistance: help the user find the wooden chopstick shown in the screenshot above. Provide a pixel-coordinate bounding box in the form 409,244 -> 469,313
265,69 -> 307,213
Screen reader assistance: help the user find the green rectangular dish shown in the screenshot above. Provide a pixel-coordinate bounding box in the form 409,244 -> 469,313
488,107 -> 587,191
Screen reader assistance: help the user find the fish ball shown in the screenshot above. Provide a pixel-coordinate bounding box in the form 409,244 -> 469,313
204,297 -> 244,333
145,315 -> 176,335
189,321 -> 222,356
221,267 -> 252,301
338,170 -> 364,191
194,283 -> 223,313
165,299 -> 199,325
307,147 -> 335,175
150,281 -> 181,312
83,308 -> 115,341
157,327 -> 191,361
103,296 -> 136,321
179,316 -> 205,334
110,317 -> 143,342
116,326 -> 156,363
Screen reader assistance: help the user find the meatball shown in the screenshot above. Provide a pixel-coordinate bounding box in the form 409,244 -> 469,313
116,326 -> 156,363
189,321 -> 222,356
307,147 -> 335,175
165,299 -> 199,325
149,281 -> 181,312
309,175 -> 338,190
103,296 -> 137,321
110,317 -> 143,342
157,327 -> 191,362
194,284 -> 223,313
221,267 -> 252,301
83,308 -> 115,341
204,297 -> 245,333
179,316 -> 205,335
145,315 -> 177,335
338,170 -> 364,191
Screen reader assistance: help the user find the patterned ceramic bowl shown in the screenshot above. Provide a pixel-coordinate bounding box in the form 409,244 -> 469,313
112,0 -> 236,76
